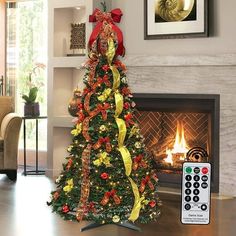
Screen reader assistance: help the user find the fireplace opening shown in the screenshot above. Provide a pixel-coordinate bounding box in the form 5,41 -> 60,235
133,94 -> 220,193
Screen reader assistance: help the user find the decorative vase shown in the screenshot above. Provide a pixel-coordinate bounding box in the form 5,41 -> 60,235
24,102 -> 40,117
68,88 -> 81,117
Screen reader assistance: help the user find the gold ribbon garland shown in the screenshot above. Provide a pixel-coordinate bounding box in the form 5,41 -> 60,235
115,118 -> 126,147
118,146 -> 132,176
106,37 -> 142,222
106,38 -> 121,90
128,177 -> 144,222
106,38 -> 116,65
114,92 -> 123,117
111,66 -> 120,90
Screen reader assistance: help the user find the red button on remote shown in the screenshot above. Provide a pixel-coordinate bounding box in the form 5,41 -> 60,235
202,167 -> 209,174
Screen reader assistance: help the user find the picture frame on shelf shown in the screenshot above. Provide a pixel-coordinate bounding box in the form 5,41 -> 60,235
67,23 -> 86,56
144,0 -> 208,39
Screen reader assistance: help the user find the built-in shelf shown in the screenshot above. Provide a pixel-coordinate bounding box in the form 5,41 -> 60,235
52,0 -> 86,9
53,67 -> 84,117
53,116 -> 74,128
48,0 -> 93,178
54,6 -> 86,57
51,56 -> 86,68
48,0 -> 110,177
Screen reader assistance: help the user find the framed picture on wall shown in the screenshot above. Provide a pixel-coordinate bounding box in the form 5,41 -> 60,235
144,0 -> 208,39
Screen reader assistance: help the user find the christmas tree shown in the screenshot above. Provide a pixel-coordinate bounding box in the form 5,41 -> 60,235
48,6 -> 161,226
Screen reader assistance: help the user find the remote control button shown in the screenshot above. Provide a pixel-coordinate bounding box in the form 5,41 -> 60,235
201,204 -> 207,211
184,203 -> 191,210
185,189 -> 191,195
185,196 -> 191,202
193,182 -> 200,188
185,182 -> 192,188
194,167 -> 200,174
185,175 -> 192,181
202,167 -> 209,174
193,196 -> 199,202
202,175 -> 208,181
186,167 -> 192,174
193,189 -> 200,195
201,182 -> 208,189
193,175 -> 200,181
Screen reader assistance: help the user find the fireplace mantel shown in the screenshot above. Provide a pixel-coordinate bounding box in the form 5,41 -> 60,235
123,54 -> 236,67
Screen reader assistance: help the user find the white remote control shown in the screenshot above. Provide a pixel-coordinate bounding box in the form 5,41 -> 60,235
181,162 -> 211,224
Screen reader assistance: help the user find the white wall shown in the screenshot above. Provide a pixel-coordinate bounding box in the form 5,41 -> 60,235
112,0 -> 236,55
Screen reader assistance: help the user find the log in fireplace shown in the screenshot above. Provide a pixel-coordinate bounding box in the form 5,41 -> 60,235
133,93 -> 219,192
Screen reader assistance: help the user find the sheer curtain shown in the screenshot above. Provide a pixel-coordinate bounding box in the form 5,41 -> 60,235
6,1 -> 17,99
0,0 -> 6,96
5,0 -> 47,155
6,0 -> 47,112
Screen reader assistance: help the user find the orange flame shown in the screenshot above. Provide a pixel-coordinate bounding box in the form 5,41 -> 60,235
164,121 -> 189,165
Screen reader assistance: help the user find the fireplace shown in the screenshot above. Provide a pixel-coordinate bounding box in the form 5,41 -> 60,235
133,93 -> 220,192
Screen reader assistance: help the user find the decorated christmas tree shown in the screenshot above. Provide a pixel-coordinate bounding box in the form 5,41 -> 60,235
48,6 -> 161,227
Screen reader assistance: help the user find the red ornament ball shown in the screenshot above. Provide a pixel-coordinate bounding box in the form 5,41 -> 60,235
102,65 -> 110,72
62,205 -> 70,213
78,103 -> 83,109
100,172 -> 109,180
123,102 -> 130,109
149,200 -> 156,208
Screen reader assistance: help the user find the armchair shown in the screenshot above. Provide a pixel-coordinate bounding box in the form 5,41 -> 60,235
0,96 -> 22,181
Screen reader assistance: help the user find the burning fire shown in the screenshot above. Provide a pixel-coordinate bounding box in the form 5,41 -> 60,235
164,121 -> 189,166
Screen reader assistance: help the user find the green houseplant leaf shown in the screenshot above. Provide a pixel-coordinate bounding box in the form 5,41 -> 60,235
28,87 -> 38,103
22,87 -> 38,104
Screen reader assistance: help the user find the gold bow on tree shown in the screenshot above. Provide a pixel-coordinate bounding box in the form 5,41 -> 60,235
63,179 -> 74,193
71,123 -> 82,136
98,88 -> 112,102
93,152 -> 112,168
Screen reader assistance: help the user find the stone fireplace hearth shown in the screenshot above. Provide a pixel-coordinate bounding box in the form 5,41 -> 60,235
125,54 -> 236,196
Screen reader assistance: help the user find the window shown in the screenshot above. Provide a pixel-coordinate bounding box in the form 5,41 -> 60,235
6,0 -> 47,154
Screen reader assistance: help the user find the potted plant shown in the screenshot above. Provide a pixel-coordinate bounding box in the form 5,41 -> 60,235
22,63 -> 45,117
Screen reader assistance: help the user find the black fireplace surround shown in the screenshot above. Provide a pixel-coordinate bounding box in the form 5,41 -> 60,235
133,93 -> 220,193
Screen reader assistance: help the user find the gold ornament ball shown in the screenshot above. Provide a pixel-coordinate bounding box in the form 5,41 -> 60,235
68,99 -> 79,117
112,215 -> 120,223
134,142 -> 141,149
99,125 -> 107,132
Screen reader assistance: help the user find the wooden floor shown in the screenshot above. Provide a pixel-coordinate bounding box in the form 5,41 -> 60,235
0,173 -> 235,236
